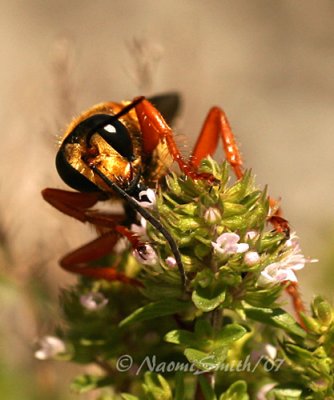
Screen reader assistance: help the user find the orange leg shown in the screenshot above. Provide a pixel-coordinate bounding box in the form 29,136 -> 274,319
134,98 -> 214,181
60,230 -> 142,287
42,188 -> 142,286
42,188 -> 104,223
191,107 -> 243,179
285,282 -> 306,328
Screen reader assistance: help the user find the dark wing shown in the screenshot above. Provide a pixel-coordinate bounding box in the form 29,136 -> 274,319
147,92 -> 181,126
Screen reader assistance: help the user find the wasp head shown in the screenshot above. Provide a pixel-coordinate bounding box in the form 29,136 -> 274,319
56,106 -> 143,195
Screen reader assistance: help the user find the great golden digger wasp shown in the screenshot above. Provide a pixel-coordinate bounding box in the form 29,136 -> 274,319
42,93 -> 303,319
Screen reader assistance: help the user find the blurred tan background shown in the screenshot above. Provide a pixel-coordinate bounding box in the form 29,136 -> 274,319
0,1 -> 334,398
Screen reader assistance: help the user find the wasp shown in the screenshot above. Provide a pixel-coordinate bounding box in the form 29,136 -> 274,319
42,94 -> 301,315
42,94 -> 245,289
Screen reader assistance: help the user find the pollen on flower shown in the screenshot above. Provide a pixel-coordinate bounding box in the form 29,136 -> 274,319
212,232 -> 249,255
34,336 -> 66,360
80,292 -> 109,311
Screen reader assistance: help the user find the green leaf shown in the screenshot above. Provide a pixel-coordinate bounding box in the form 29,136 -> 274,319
121,395 -> 139,400
222,202 -> 247,217
119,300 -> 190,327
244,285 -> 282,308
215,324 -> 248,346
192,286 -> 226,312
219,380 -> 249,400
198,375 -> 217,400
271,386 -> 303,399
164,329 -> 206,348
194,318 -> 214,338
245,307 -> 306,338
71,374 -> 111,393
184,347 -> 228,371
174,372 -> 185,400
142,372 -> 172,400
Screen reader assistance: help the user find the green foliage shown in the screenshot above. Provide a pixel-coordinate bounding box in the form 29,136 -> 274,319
38,158 -> 334,399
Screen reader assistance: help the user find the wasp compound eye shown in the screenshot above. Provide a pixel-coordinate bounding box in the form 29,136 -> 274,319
56,114 -> 136,192
85,115 -> 134,162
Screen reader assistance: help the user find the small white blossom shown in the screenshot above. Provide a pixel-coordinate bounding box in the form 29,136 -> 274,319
212,233 -> 249,255
244,251 -> 260,266
264,344 -> 277,360
80,292 -> 108,311
137,188 -> 156,208
245,230 -> 258,240
165,256 -> 177,269
34,336 -> 66,360
258,262 -> 299,286
285,232 -> 300,249
257,383 -> 277,400
130,217 -> 148,240
133,244 -> 158,265
258,234 -> 318,286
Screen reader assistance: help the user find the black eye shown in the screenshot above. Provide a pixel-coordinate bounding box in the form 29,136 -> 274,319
64,114 -> 134,161
86,115 -> 134,161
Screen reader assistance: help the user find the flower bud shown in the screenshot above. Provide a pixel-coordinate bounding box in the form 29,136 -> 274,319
80,292 -> 108,311
244,251 -> 260,266
35,336 -> 66,360
313,296 -> 333,326
204,207 -> 222,224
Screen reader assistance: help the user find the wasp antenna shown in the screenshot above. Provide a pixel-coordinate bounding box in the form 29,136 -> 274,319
112,96 -> 145,120
85,97 -> 147,143
89,164 -> 188,290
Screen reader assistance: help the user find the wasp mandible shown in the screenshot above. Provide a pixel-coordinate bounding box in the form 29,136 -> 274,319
42,94 -> 297,303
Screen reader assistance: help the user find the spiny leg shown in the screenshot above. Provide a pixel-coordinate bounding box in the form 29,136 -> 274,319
42,188 -> 105,223
134,97 -> 214,181
59,229 -> 142,287
191,107 -> 243,179
42,188 -> 142,286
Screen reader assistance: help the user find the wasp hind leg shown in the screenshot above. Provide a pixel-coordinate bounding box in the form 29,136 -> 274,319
59,230 -> 142,287
42,188 -> 142,286
191,107 -> 243,179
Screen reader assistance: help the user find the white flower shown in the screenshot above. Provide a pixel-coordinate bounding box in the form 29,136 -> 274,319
264,344 -> 277,360
130,217 -> 148,240
257,383 -> 277,400
244,251 -> 260,266
80,292 -> 108,311
212,233 -> 249,255
258,262 -> 299,286
245,230 -> 258,240
165,256 -> 177,269
133,244 -> 158,265
257,234 -> 318,286
137,188 -> 156,208
34,336 -> 66,360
